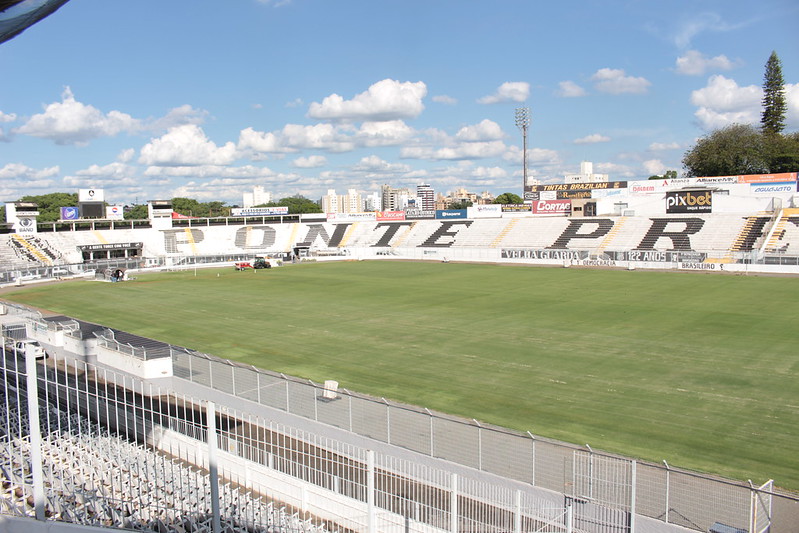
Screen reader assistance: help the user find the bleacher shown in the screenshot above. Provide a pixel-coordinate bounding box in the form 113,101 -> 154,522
0,392 -> 331,533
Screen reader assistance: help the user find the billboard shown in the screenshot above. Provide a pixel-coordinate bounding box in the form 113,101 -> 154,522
60,206 -> 80,220
436,209 -> 467,219
532,199 -> 571,215
106,205 -> 124,220
405,208 -> 435,220
501,204 -> 533,213
467,204 -> 502,218
231,207 -> 289,217
665,190 -> 712,213
326,212 -> 377,222
529,180 -> 627,192
749,182 -> 796,195
376,211 -> 406,221
78,188 -> 104,202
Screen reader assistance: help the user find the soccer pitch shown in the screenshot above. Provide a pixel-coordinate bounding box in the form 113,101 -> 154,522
4,261 -> 799,490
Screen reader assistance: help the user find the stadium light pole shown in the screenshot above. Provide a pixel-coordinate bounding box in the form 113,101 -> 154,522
515,107 -> 531,193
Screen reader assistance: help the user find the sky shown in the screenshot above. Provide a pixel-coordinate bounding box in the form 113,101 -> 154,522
1,0 -> 798,207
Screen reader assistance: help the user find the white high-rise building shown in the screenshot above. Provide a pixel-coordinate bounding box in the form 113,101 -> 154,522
564,161 -> 609,184
242,186 -> 272,208
322,189 -> 363,213
416,183 -> 435,211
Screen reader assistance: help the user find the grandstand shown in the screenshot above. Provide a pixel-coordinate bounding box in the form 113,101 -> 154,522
1,174 -> 798,532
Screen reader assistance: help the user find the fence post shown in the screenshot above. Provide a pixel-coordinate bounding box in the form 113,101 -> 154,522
630,460 -> 636,533
566,499 -> 573,533
367,449 -> 375,533
24,352 -> 46,521
663,460 -> 670,524
514,489 -> 522,533
474,419 -> 482,471
527,431 -> 536,486
426,408 -> 434,456
450,472 -> 459,533
206,401 -> 222,533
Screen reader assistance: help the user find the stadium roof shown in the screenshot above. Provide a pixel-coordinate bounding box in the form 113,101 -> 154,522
0,0 -> 71,44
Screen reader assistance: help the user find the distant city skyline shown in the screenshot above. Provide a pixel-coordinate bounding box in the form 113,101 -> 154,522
1,0 -> 797,207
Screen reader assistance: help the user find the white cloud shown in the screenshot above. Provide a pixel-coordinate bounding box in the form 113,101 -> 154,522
690,75 -> 761,130
477,82 -> 530,104
649,142 -> 681,151
455,119 -> 504,142
556,81 -> 587,98
353,155 -> 411,173
139,124 -> 238,166
591,68 -> 651,94
786,83 -> 799,128
672,13 -> 742,49
675,50 -> 735,76
0,111 -> 16,123
16,87 -> 140,145
642,159 -> 667,176
0,163 -> 60,180
308,79 -> 427,122
432,95 -> 457,105
574,133 -> 610,145
149,105 -> 208,131
280,123 -> 354,152
401,140 -> 507,161
356,120 -> 414,147
292,155 -> 327,168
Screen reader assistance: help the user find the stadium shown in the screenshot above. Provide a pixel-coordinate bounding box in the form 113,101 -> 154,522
1,172 -> 799,533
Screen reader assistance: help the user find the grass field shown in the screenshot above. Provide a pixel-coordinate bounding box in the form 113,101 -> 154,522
4,261 -> 798,490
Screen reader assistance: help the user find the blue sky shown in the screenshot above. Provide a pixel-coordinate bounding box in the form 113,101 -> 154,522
1,0 -> 798,206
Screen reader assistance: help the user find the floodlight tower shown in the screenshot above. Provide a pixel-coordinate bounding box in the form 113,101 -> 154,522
515,107 -> 531,192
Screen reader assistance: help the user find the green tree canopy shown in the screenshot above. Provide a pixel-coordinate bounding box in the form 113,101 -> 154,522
18,192 -> 79,222
761,51 -> 787,135
493,192 -> 523,204
648,170 -> 678,180
258,195 -> 322,214
123,204 -> 149,220
448,200 -> 473,210
682,124 -> 769,177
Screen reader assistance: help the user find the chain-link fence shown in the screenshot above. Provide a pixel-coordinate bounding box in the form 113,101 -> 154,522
171,349 -> 792,533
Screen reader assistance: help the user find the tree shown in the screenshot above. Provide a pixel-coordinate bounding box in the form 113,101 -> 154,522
682,124 -> 769,177
493,192 -> 523,204
123,204 -> 149,220
18,192 -> 79,222
260,195 -> 322,214
761,51 -> 787,135
648,170 -> 678,180
765,131 -> 799,173
448,200 -> 472,210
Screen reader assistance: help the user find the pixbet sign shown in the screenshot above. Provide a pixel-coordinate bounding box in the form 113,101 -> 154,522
665,191 -> 712,213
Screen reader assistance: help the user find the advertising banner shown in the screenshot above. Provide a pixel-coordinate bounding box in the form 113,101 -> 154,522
326,212 -> 377,222
539,190 -> 557,201
60,206 -> 80,220
523,191 -> 539,202
530,181 -> 627,192
750,182 -> 796,195
665,190 -> 712,213
738,172 -> 798,183
436,209 -> 467,219
78,188 -> 104,202
231,207 -> 290,217
13,217 -> 36,234
467,204 -> 502,218
106,205 -> 124,220
405,208 -> 436,220
556,190 -> 592,200
501,204 -> 533,213
532,199 -> 571,215
376,210 -> 406,221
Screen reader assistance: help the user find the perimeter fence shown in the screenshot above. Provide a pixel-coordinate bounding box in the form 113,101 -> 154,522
171,349 -> 792,533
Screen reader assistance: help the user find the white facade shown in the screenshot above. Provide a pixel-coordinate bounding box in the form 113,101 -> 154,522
322,189 -> 363,213
242,186 -> 272,208
565,161 -> 609,184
